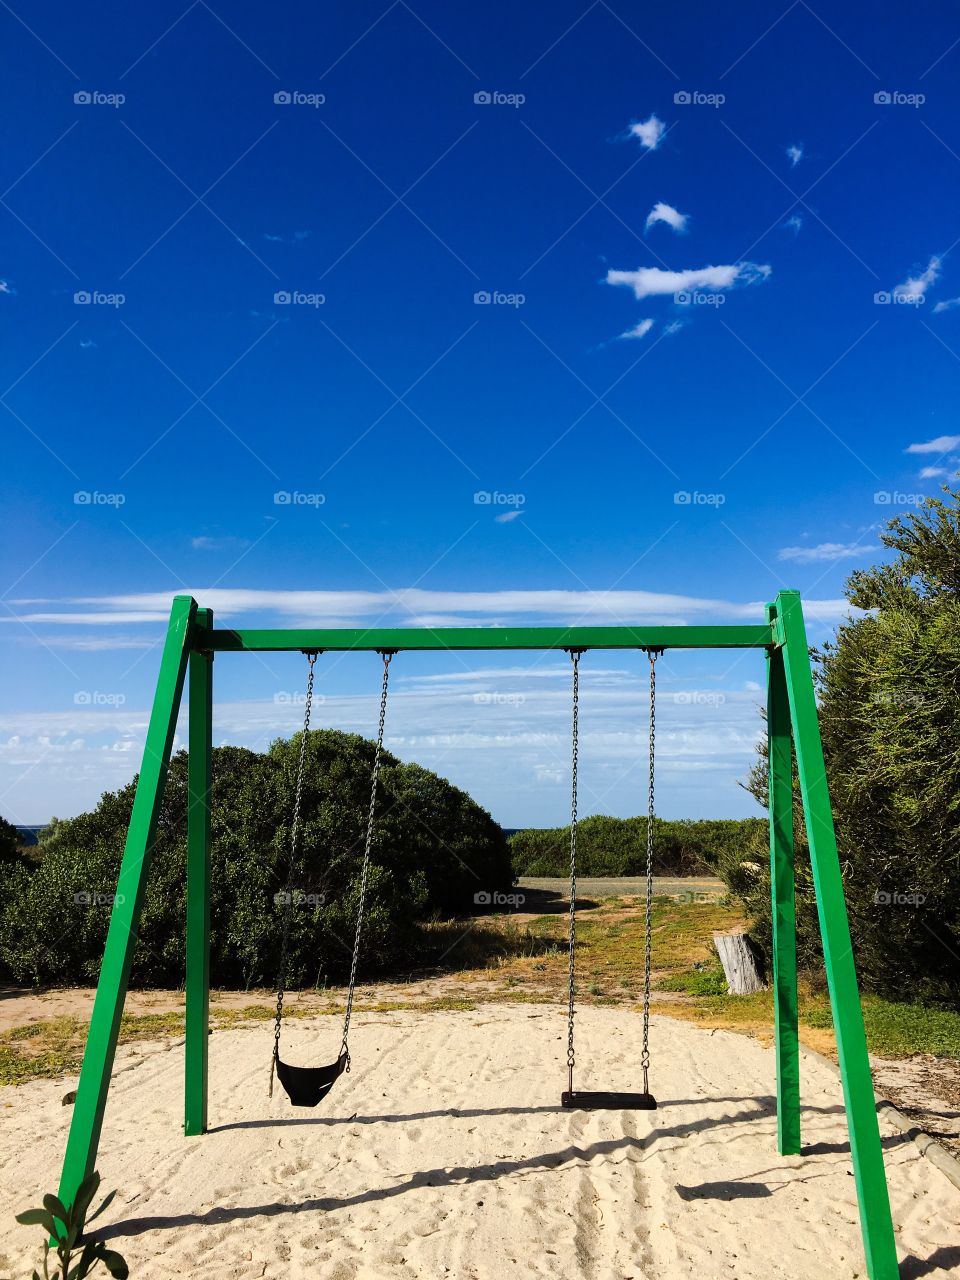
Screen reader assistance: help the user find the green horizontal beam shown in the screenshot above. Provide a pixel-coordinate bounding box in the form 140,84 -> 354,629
199,623 -> 774,653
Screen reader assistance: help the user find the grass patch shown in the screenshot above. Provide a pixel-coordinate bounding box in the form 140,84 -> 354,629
4,894 -> 957,1086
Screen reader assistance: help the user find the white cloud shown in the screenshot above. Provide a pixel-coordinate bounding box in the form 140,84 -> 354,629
933,297 -> 960,314
493,510 -> 522,523
778,542 -> 877,564
191,535 -> 251,551
905,434 -> 960,454
606,261 -> 771,301
893,255 -> 941,302
919,466 -> 948,479
5,586 -> 858,629
619,318 -> 654,340
786,144 -> 803,167
782,215 -> 803,234
628,114 -> 666,151
645,202 -> 688,233
664,319 -> 686,335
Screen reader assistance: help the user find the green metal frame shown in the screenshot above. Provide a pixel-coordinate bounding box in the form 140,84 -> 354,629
54,589 -> 899,1278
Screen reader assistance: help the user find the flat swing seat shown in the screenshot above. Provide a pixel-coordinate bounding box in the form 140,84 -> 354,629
561,1090 -> 657,1110
275,1050 -> 347,1108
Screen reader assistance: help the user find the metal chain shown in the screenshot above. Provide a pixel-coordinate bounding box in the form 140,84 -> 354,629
270,652 -> 318,1096
565,651 -> 580,1096
340,652 -> 392,1070
641,649 -> 659,1093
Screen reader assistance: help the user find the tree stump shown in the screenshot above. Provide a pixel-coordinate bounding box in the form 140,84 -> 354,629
713,931 -> 766,994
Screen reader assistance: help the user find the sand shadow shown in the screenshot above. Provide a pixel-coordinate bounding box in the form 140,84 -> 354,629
899,1247 -> 960,1278
676,1180 -> 772,1200
99,1097 -> 830,1241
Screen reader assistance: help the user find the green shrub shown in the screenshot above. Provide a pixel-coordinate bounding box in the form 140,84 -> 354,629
510,815 -> 766,877
0,732 -> 512,989
734,489 -> 960,1009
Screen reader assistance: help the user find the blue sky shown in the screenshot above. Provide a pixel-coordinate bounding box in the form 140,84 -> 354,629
3,0 -> 959,826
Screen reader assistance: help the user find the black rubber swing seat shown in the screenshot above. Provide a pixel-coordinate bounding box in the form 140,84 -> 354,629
275,1050 -> 348,1107
561,1091 -> 658,1110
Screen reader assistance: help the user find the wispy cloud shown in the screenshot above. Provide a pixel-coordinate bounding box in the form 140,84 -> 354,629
262,230 -> 311,244
191,535 -> 252,551
786,143 -> 803,167
919,466 -> 950,479
627,114 -> 666,151
778,542 -> 877,564
782,215 -> 803,235
619,318 -> 654,340
606,261 -> 771,301
0,279 -> 16,295
893,254 -> 941,302
645,201 -> 688,234
494,510 -> 522,524
933,296 -> 960,314
5,586 -> 857,630
906,434 -> 960,454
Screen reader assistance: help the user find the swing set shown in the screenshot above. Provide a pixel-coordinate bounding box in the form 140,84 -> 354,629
55,590 -> 901,1280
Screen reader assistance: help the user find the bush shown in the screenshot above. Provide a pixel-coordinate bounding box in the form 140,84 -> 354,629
509,815 -> 765,877
734,489 -> 960,1009
0,732 -> 512,989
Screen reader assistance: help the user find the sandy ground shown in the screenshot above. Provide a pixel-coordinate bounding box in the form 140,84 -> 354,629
2,1007 -> 959,1279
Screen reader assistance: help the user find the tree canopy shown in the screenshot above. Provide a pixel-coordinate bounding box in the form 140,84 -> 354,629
737,488 -> 960,1006
0,731 -> 513,988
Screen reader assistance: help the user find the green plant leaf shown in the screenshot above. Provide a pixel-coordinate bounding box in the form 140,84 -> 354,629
15,1208 -> 58,1236
71,1240 -> 99,1280
98,1248 -> 129,1279
72,1172 -> 101,1226
83,1188 -> 117,1226
42,1194 -> 68,1225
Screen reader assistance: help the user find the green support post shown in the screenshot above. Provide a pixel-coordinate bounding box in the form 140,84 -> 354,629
776,590 -> 899,1280
185,607 -> 213,1135
766,603 -> 800,1156
57,595 -> 197,1215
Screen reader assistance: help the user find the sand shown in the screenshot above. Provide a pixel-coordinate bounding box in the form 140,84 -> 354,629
2,1006 -> 958,1278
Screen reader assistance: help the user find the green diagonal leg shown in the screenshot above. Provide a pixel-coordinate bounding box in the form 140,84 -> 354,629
766,605 -> 800,1155
57,595 -> 197,1215
776,590 -> 899,1280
